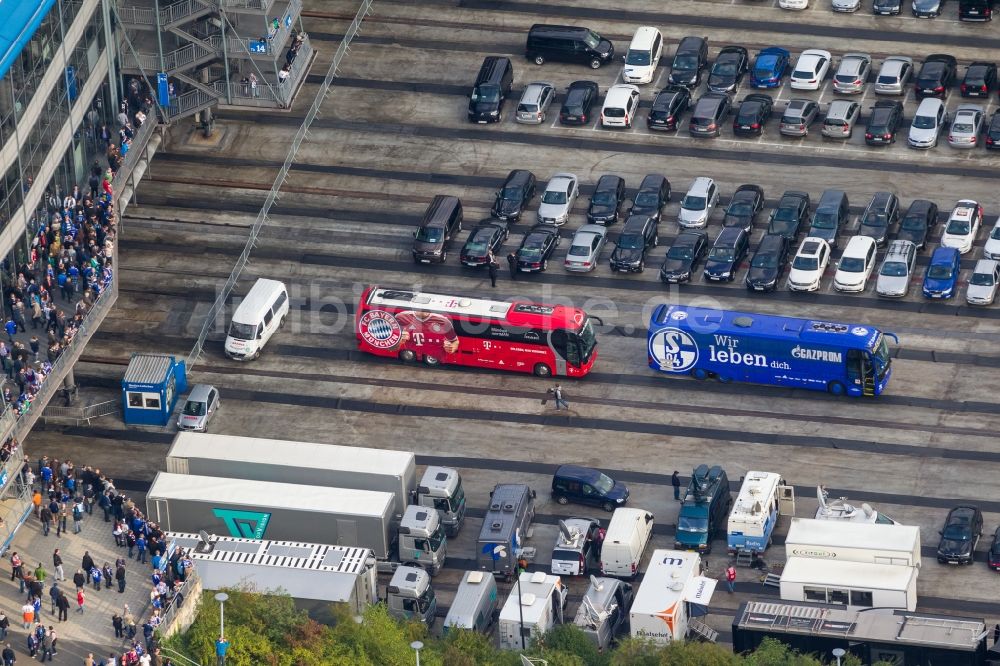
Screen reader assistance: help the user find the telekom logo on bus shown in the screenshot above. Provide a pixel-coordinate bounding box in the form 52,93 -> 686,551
358,310 -> 402,349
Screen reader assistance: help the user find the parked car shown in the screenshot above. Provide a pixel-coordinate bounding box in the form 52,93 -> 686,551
779,0 -> 810,8
936,506 -> 983,565
908,97 -> 949,149
492,169 -> 536,221
647,86 -> 691,131
875,56 -> 913,95
629,174 -> 672,222
987,111 -> 1000,150
865,100 -> 904,145
779,99 -> 820,136
733,94 -> 774,136
832,0 -> 862,11
915,54 -> 957,98
708,46 -> 750,94
857,191 -> 900,246
622,26 -> 663,85
809,189 -> 850,248
723,184 -> 765,232
177,384 -> 220,432
587,175 -> 627,225
966,259 -> 1000,305
822,99 -> 862,139
601,84 -> 641,128
988,527 -> 1000,571
750,47 -> 790,88
896,199 -> 939,250
550,517 -> 602,577
610,214 -> 658,272
659,230 -> 708,284
703,227 -> 750,282
525,24 -> 614,69
412,196 -> 463,264
551,465 -> 629,512
679,177 -> 720,229
961,62 -> 997,97
947,105 -> 985,148
460,219 -> 509,266
564,224 -> 608,273
537,173 -> 579,226
913,0 -> 946,17
832,53 -> 871,93
745,234 -> 789,292
669,36 -> 709,87
515,225 -> 561,272
876,240 -> 917,298
984,217 -> 1000,259
560,81 -> 600,125
767,191 -> 811,240
468,56 -> 513,124
790,49 -> 832,90
787,237 -> 831,292
833,235 -> 878,292
689,93 -> 731,137
516,81 -> 555,124
922,246 -> 961,299
873,0 -> 903,14
940,199 -> 983,254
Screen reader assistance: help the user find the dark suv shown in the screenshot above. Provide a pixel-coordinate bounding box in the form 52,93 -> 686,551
745,234 -> 789,292
689,93 -> 731,137
587,175 -> 627,225
937,505 -> 983,565
468,56 -> 513,123
551,464 -> 629,512
669,36 -> 709,87
560,80 -> 600,125
733,94 -> 773,136
915,54 -> 957,99
767,191 -> 811,241
896,199 -> 938,250
865,100 -> 904,145
647,86 -> 691,131
857,191 -> 900,246
491,169 -> 536,221
610,214 -> 658,272
412,195 -> 462,263
961,61 -> 997,97
703,227 -> 749,282
723,184 -> 764,233
659,230 -> 708,284
629,174 -> 671,222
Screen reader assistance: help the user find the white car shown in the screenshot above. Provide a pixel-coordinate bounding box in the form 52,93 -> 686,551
940,200 -> 983,254
967,259 -> 1000,305
779,0 -> 810,8
790,50 -> 832,90
678,177 -> 720,229
564,224 -> 608,272
601,84 -> 640,128
537,173 -> 579,226
831,0 -> 862,10
983,217 -> 1000,260
834,236 -> 878,292
907,97 -> 948,149
622,26 -> 663,84
787,237 -> 831,292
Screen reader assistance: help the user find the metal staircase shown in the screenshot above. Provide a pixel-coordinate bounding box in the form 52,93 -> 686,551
688,619 -> 719,643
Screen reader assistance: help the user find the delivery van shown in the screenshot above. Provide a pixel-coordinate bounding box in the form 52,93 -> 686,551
224,278 -> 289,360
600,508 -> 654,578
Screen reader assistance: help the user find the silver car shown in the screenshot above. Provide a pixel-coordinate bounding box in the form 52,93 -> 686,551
780,99 -> 820,136
177,384 -> 220,432
537,173 -> 579,226
516,82 -> 555,124
564,224 -> 608,272
876,240 -> 916,298
678,177 -> 720,229
831,0 -> 862,9
821,100 -> 861,139
832,53 -> 871,94
875,56 -> 913,95
907,97 -> 948,149
948,105 -> 984,149
967,259 -> 1000,305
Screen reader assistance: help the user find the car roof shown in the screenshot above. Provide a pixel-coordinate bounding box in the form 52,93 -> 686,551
595,174 -> 622,189
869,191 -> 895,207
950,201 -> 979,219
931,245 -> 959,261
759,47 -> 789,58
676,35 -> 706,52
548,173 -> 576,187
955,105 -> 984,118
555,464 -> 603,481
886,239 -> 915,256
880,58 -> 910,74
576,224 -> 607,237
915,97 -> 944,114
785,99 -> 812,111
843,235 -> 876,256
925,53 -> 957,65
689,177 -> 714,194
623,215 -> 650,232
568,80 -> 597,91
187,384 -> 215,401
718,45 -> 746,57
798,49 -> 831,62
714,227 -> 744,244
694,94 -> 727,113
757,233 -> 786,251
527,225 -> 558,238
826,99 -> 856,117
522,82 -> 552,102
606,84 -> 639,104
974,259 -> 999,272
629,25 -> 660,46
505,169 -> 532,185
799,238 -> 827,256
639,173 -> 666,189
675,230 -> 705,245
780,191 -> 809,203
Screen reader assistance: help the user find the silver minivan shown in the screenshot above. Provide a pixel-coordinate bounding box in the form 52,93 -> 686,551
516,81 -> 555,124
821,100 -> 861,139
176,384 -> 220,432
876,240 -> 917,298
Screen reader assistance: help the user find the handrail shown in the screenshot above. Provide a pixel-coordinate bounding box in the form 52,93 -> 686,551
157,648 -> 202,666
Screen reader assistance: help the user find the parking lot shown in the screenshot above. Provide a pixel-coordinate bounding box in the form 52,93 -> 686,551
30,0 -> 1000,645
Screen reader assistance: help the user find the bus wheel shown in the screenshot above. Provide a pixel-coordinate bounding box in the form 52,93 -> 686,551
533,363 -> 552,377
716,375 -> 732,384
399,350 -> 416,362
827,381 -> 846,396
424,355 -> 440,366
691,368 -> 709,380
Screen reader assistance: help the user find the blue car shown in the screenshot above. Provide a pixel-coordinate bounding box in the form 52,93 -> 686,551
922,247 -> 961,299
751,47 -> 790,88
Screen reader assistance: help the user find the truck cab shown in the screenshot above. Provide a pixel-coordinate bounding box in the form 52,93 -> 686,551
386,566 -> 437,626
397,505 -> 447,575
416,466 -> 466,537
675,465 -> 732,554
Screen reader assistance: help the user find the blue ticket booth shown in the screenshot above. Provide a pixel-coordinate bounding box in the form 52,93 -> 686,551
121,353 -> 187,426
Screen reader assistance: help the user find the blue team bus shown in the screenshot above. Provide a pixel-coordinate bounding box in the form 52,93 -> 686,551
647,305 -> 896,397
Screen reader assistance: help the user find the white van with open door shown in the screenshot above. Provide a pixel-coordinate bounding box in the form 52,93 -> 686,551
600,507 -> 654,579
224,279 -> 289,361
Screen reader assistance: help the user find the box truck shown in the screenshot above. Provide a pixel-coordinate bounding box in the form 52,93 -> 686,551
498,571 -> 567,650
386,565 -> 437,625
630,549 -> 716,645
727,471 -> 789,555
164,433 -> 466,535
477,483 -> 536,580
443,570 -> 499,634
146,472 -> 446,574
779,557 -> 917,611
784,518 -> 921,568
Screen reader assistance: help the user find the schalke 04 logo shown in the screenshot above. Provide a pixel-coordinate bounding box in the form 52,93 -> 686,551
649,327 -> 699,373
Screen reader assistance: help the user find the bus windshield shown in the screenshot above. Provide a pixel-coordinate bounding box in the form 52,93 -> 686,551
573,318 -> 598,364
872,335 -> 891,380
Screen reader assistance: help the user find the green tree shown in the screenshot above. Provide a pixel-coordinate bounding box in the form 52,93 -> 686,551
608,637 -> 668,666
740,637 -> 823,666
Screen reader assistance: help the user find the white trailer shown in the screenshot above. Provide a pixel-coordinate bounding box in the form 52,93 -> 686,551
164,532 -> 377,614
727,471 -> 785,555
785,518 -> 921,568
629,549 -> 717,645
779,556 -> 917,611
498,571 -> 567,650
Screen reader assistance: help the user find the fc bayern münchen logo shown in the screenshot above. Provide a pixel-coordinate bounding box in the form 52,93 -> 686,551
359,310 -> 402,349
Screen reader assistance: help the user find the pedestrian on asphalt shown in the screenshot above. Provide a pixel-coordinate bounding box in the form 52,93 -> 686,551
994,622 -> 1000,645
39,505 -> 52,536
55,592 -> 68,622
215,636 -> 230,666
126,531 -> 136,558
31,596 -> 40,624
52,549 -> 63,581
113,612 -> 124,638
136,535 -> 147,564
90,565 -> 102,590
56,504 -> 67,536
549,384 -> 568,410
85,654 -> 94,666
671,471 -> 681,501
99,492 -> 112,522
48,626 -> 56,656
20,601 -> 32,629
26,633 -> 36,659
82,551 -> 94,583
73,499 -> 84,533
76,588 -> 85,613
487,252 -> 498,288
103,563 -> 113,590
507,252 -> 517,280
106,653 -> 117,666
39,629 -> 52,662
116,563 -> 127,593
72,568 -> 84,591
48,583 -> 59,614
1,642 -> 12,666
0,611 -> 8,640
725,563 -> 737,593
9,552 -> 22,590
34,563 -> 46,585
3,318 -> 15,343
123,605 -> 136,639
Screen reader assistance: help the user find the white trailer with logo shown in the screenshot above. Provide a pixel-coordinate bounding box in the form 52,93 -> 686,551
498,571 -> 568,650
779,557 -> 917,611
784,518 -> 921,568
629,549 -> 717,645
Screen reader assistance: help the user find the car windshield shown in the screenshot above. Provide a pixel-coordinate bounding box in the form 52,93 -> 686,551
415,227 -> 443,243
472,84 -> 500,103
683,195 -> 706,210
584,31 -> 601,49
946,219 -> 971,235
840,257 -> 865,272
626,49 -> 651,66
773,207 -> 798,222
812,213 -> 837,229
634,192 -> 660,207
862,213 -> 887,228
793,255 -> 819,271
967,75 -> 986,86
751,252 -> 776,268
714,61 -> 737,76
943,524 -> 971,540
709,247 -> 734,262
674,55 -> 698,71
912,114 -> 937,129
464,241 -> 488,254
928,265 -> 953,279
594,473 -> 615,494
501,186 -> 522,199
182,400 -> 206,416
991,227 -> 1000,240
971,272 -> 996,286
592,191 -> 617,205
678,516 -> 709,533
228,321 -> 256,340
728,202 -> 753,216
542,190 -> 567,205
619,234 -> 644,250
881,261 -> 907,277
668,245 -> 694,260
901,217 -> 925,231
569,244 -> 590,257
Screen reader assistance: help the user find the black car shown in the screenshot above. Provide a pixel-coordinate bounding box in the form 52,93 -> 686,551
703,227 -> 749,282
491,169 -> 536,221
610,214 -> 658,272
689,93 -> 731,138
988,526 -> 1000,571
659,230 -> 708,283
515,225 -> 560,272
895,199 -> 939,250
865,100 -> 904,145
723,184 -> 765,232
857,191 -> 900,246
587,175 -> 627,225
873,0 -> 902,14
560,80 -> 599,125
937,505 -> 983,565
745,234 -> 789,292
628,174 -> 672,222
669,36 -> 709,87
987,110 -> 1000,150
915,54 -> 957,99
961,61 -> 998,97
460,219 -> 509,266
767,191 -> 811,241
733,94 -> 773,136
708,46 -> 749,94
647,86 -> 691,131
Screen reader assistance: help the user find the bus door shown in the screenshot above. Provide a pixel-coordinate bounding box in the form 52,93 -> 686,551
846,349 -> 864,391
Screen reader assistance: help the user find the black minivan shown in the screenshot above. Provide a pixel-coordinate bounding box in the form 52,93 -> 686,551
468,56 -> 513,123
551,465 -> 629,512
526,24 -> 614,69
412,195 -> 463,264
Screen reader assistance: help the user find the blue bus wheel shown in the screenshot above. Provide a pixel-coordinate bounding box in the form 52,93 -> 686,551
827,381 -> 846,396
716,375 -> 732,384
691,368 -> 709,380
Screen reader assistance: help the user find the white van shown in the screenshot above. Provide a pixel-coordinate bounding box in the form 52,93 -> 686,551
622,26 -> 663,85
600,508 -> 654,579
601,84 -> 640,128
224,278 -> 289,360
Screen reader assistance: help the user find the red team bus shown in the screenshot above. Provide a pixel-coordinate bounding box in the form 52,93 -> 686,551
356,286 -> 599,377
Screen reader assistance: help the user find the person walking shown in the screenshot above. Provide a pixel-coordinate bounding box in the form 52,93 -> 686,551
725,564 -> 737,593
81,552 -> 94,583
994,622 -> 1000,645
1,642 -> 13,666
549,384 -> 568,411
56,504 -> 67,537
116,563 -> 126,593
48,583 -> 59,615
136,535 -> 147,564
0,611 -> 8,640
72,569 -> 84,591
487,252 -> 498,288
39,505 -> 52,536
20,601 -> 32,629
215,636 -> 230,666
103,563 -> 113,590
75,588 -> 85,613
112,612 -> 124,639
39,629 -> 52,663
33,563 -> 46,587
55,592 -> 68,622
9,553 -> 22,592
72,500 -> 83,533
51,549 -> 63,581
48,626 -> 56,657
90,565 -> 102,590
671,471 -> 681,501
506,252 -> 517,280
